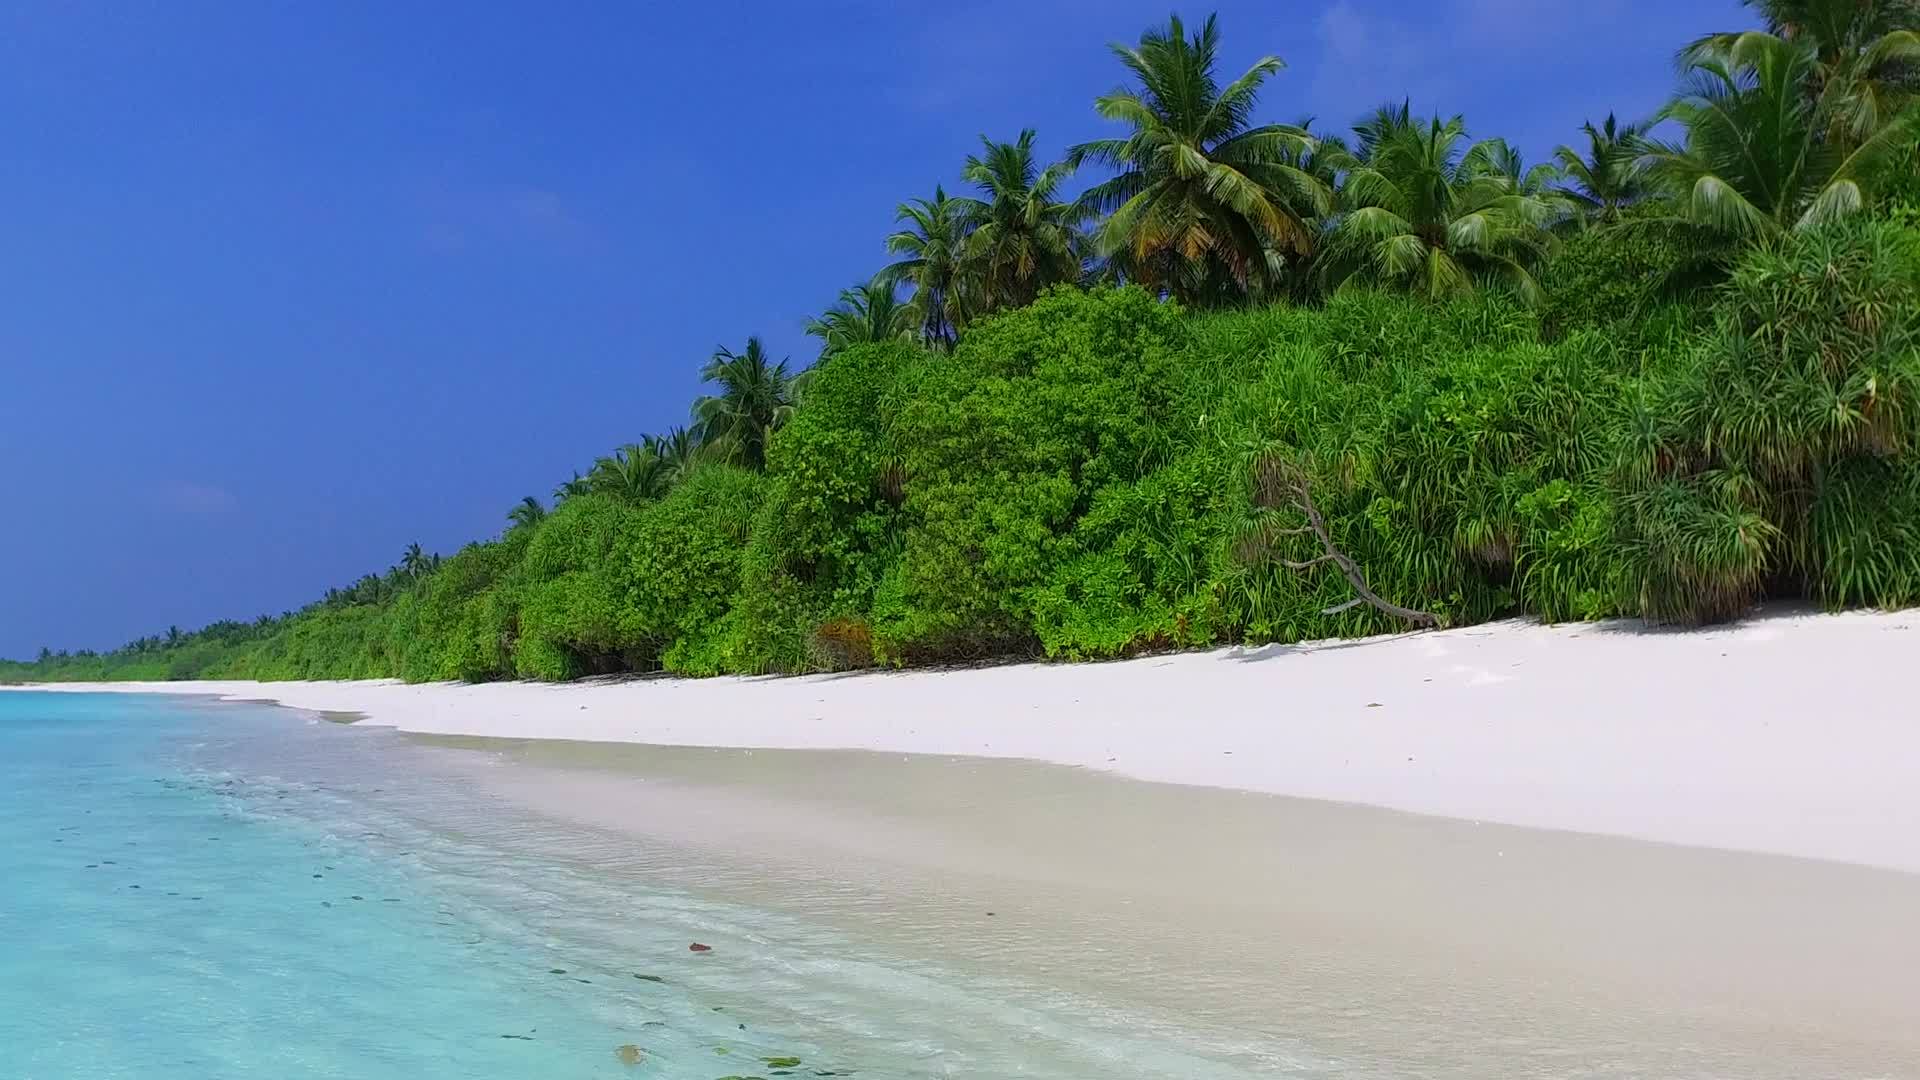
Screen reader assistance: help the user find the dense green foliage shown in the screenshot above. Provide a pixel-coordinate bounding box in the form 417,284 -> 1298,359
9,5 -> 1920,685
1318,105 -> 1562,302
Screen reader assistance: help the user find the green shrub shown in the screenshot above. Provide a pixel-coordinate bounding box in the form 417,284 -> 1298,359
516,495 -> 650,679
875,285 -> 1188,661
1190,292 -> 1636,635
1812,455 -> 1920,608
410,535 -> 529,682
621,464 -> 764,675
1537,211 -> 1726,346
1621,218 -> 1920,620
729,341 -> 921,671
1875,136 -> 1920,217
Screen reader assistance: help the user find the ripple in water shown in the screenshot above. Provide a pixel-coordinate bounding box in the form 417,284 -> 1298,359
0,692 -> 1288,1079
12,691 -> 1918,1080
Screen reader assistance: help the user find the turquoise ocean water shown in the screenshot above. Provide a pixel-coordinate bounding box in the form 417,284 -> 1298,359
2,692 -> 687,1078
0,691 -> 1270,1080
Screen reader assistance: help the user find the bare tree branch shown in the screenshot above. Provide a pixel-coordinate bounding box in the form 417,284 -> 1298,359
1250,453 -> 1443,630
1279,554 -> 1339,570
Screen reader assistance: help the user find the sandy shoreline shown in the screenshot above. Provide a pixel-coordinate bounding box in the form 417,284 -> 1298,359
11,606 -> 1920,873
178,704 -> 1920,1076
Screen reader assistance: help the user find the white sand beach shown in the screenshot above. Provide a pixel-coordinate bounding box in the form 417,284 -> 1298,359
18,606 -> 1920,873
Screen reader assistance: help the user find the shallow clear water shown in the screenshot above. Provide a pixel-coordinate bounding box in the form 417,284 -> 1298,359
9,691 -> 1915,1080
2,693 -> 662,1078
0,692 -> 1266,1079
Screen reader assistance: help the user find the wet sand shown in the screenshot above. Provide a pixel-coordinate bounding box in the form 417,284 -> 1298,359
417,734 -> 1920,1079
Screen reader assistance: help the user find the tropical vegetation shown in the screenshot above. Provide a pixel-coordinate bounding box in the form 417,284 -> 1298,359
8,4 -> 1920,685
1316,103 -> 1563,302
1067,13 -> 1328,304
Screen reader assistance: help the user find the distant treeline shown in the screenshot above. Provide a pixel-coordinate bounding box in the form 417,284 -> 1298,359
9,5 -> 1920,684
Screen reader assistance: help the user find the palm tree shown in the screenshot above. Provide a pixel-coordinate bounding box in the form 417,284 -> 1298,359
1642,31 -> 1920,239
1462,139 -> 1560,196
807,277 -> 916,358
507,495 -> 547,530
691,338 -> 798,470
400,542 -> 430,579
588,444 -> 674,501
1685,1 -> 1920,146
1466,137 -> 1575,230
952,131 -> 1084,314
554,471 -> 592,504
1553,113 -> 1651,224
882,186 -> 972,347
1319,103 -> 1561,303
1068,13 -> 1330,304
1285,118 -> 1353,196
351,574 -> 387,605
644,425 -> 704,486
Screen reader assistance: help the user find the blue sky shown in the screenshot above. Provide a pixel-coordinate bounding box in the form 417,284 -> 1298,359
0,0 -> 1751,658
